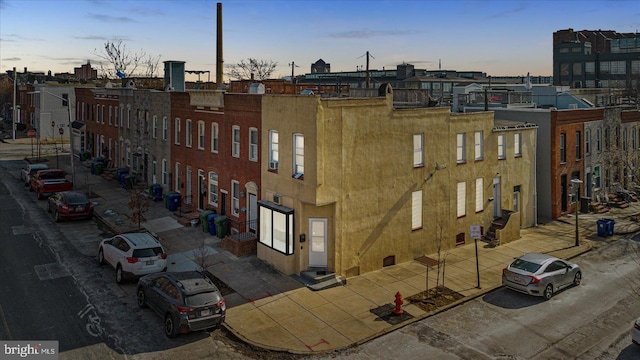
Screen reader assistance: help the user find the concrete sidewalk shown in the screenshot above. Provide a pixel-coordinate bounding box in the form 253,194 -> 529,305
42,154 -> 640,356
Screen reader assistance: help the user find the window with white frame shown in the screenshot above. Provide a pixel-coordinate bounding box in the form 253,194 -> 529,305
269,130 -> 279,170
162,159 -> 167,185
114,106 -> 118,127
596,128 -> 602,151
457,182 -> 466,218
186,119 -> 192,147
127,107 -> 131,129
560,133 -> 566,162
152,160 -> 157,184
249,127 -> 258,161
293,133 -> 304,177
126,144 -> 131,166
498,134 -> 506,159
95,105 -> 99,122
232,126 -> 240,157
632,127 -> 637,149
208,172 -> 218,206
411,190 -> 422,230
474,131 -> 483,160
198,121 -> 205,150
231,180 -> 240,216
475,178 -> 483,213
576,131 -> 582,159
594,165 -> 601,188
152,116 -> 158,138
174,119 -> 181,145
259,202 -> 294,255
108,106 -> 112,125
120,106 -> 124,127
623,128 -> 628,151
175,163 -> 181,192
211,123 -> 219,152
585,129 -> 591,155
514,133 -> 522,157
413,134 -> 424,167
162,116 -> 168,140
101,105 -> 105,124
456,133 -> 466,163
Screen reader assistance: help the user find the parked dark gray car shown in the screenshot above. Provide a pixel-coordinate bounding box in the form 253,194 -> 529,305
136,271 -> 226,338
502,253 -> 582,300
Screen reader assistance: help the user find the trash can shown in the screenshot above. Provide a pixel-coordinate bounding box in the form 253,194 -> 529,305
94,162 -> 104,175
168,193 -> 182,212
115,168 -> 128,180
597,219 -> 608,237
604,218 -> 615,236
152,185 -> 163,201
124,175 -> 134,190
199,210 -> 215,233
95,157 -> 106,164
214,215 -> 229,238
207,213 -> 219,236
119,173 -> 128,188
90,161 -> 96,174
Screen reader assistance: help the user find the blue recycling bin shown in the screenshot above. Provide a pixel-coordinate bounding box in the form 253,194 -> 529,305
90,161 -> 96,174
603,218 -> 615,236
152,185 -> 163,201
168,193 -> 182,212
119,173 -> 128,188
596,219 -> 608,237
115,168 -> 128,180
207,213 -> 219,236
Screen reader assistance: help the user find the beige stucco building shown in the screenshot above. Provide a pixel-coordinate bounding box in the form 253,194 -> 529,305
258,86 -> 537,278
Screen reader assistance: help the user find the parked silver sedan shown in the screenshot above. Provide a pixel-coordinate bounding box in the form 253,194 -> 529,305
502,253 -> 582,300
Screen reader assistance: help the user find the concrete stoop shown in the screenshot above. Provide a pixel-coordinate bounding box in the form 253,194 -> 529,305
295,268 -> 347,291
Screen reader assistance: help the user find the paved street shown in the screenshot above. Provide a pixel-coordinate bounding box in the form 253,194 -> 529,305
317,237 -> 640,360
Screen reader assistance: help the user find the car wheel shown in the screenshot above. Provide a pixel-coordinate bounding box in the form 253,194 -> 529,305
54,210 -> 60,223
573,271 -> 582,286
164,314 -> 177,338
98,248 -> 105,265
116,264 -> 124,284
543,284 -> 554,300
137,289 -> 148,308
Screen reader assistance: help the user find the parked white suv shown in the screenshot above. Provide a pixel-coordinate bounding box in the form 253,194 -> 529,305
98,232 -> 168,283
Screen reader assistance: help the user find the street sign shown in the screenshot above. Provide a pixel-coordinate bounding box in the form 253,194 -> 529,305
59,128 -> 64,135
27,129 -> 36,138
470,225 -> 482,239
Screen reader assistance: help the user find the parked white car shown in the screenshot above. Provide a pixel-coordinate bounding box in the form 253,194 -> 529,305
98,232 -> 167,283
633,317 -> 640,345
20,163 -> 48,186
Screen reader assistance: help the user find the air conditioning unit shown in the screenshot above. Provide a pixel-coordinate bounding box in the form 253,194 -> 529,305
269,161 -> 278,170
273,194 -> 281,204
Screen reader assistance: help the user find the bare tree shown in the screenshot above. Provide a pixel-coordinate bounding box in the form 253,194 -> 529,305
228,58 -> 277,80
92,39 -> 161,79
128,189 -> 150,231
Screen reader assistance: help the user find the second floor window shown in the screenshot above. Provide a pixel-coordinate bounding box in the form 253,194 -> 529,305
269,130 -> 279,170
498,134 -> 506,159
474,131 -> 483,160
413,133 -> 423,167
186,119 -> 192,147
198,121 -> 205,150
576,131 -> 581,159
514,133 -> 522,157
211,123 -> 219,152
585,129 -> 591,155
456,133 -> 466,163
232,126 -> 240,157
294,133 -> 304,177
249,128 -> 258,161
174,119 -> 181,145
152,116 -> 158,138
162,116 -> 168,140
596,128 -> 602,151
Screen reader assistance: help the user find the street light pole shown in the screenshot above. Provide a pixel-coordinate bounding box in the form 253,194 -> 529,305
12,67 -> 17,141
571,178 -> 583,247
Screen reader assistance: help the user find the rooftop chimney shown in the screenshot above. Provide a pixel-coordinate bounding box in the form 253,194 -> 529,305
216,2 -> 223,89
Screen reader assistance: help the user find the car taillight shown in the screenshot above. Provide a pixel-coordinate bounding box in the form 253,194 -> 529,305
502,268 -> 508,276
177,305 -> 194,314
217,299 -> 226,310
160,253 -> 167,259
61,205 -> 69,211
528,276 -> 541,284
126,257 -> 138,263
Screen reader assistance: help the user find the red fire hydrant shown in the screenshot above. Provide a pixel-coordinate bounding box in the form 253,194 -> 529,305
393,291 -> 404,315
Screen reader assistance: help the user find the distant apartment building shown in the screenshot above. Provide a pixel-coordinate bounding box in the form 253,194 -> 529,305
553,28 -> 640,90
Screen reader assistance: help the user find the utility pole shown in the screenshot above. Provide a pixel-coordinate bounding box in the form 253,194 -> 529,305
288,62 -> 299,84
12,67 -> 17,141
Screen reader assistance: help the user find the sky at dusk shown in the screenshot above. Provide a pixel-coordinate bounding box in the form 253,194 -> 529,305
1,0 -> 638,82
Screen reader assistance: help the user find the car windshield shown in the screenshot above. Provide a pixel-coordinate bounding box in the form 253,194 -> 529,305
510,259 -> 542,273
66,193 -> 89,204
132,247 -> 163,258
185,291 -> 220,306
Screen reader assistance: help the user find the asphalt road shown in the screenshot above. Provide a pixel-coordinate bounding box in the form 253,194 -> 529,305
319,238 -> 640,359
0,170 -> 100,352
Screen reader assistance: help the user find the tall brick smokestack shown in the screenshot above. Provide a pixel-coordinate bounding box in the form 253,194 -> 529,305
216,2 -> 223,89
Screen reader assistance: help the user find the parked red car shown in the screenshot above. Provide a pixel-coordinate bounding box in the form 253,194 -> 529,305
47,191 -> 94,222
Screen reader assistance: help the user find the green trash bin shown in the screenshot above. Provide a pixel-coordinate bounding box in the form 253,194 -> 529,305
214,215 -> 229,238
94,163 -> 104,175
199,210 -> 215,233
